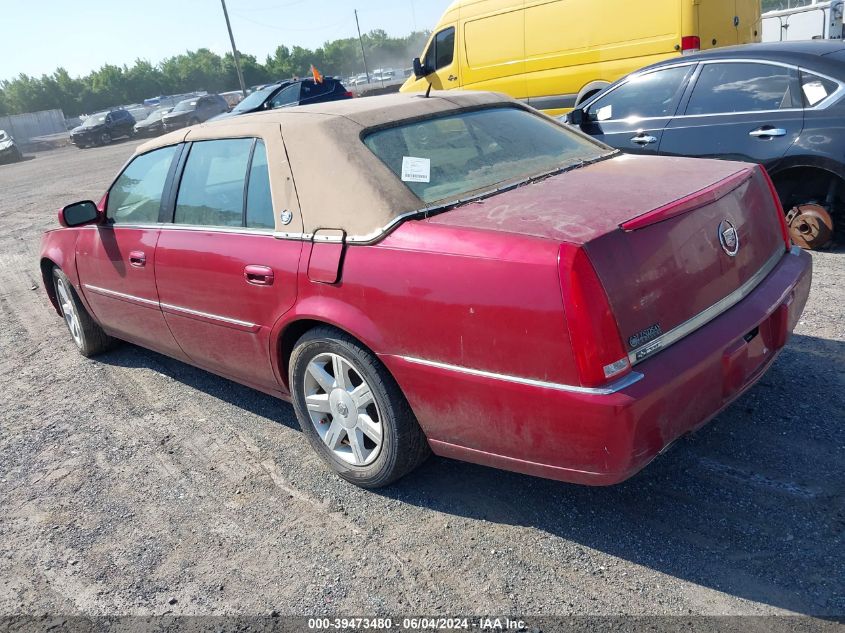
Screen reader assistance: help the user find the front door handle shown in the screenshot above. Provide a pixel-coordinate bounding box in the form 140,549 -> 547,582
244,265 -> 274,286
448,74 -> 458,82
749,127 -> 787,138
129,251 -> 146,267
631,133 -> 658,145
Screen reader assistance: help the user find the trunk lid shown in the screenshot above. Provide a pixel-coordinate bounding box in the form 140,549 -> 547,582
425,154 -> 785,367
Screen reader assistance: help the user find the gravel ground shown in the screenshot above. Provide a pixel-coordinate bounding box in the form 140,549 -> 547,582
0,142 -> 842,618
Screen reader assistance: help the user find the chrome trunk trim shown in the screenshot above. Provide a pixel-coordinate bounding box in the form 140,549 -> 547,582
628,247 -> 785,366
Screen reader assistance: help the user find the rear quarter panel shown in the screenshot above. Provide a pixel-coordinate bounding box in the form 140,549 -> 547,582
280,221 -> 579,436
777,104 -> 845,180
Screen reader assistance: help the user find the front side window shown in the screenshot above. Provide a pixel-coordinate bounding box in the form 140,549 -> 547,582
364,107 -> 608,204
434,27 -> 455,69
800,71 -> 839,107
589,65 -> 694,122
424,27 -> 455,72
685,62 -> 799,115
174,139 -> 253,226
246,141 -> 275,229
107,145 -> 178,224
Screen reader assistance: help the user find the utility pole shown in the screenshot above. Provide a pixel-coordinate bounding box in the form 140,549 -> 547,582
221,0 -> 247,97
354,9 -> 370,83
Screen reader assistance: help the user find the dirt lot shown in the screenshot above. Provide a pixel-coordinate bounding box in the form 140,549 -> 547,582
0,142 -> 842,618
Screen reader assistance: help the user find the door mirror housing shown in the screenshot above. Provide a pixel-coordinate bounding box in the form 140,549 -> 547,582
59,200 -> 100,228
566,108 -> 585,125
412,57 -> 429,79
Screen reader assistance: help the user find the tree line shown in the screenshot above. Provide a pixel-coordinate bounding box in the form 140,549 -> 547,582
0,29 -> 429,118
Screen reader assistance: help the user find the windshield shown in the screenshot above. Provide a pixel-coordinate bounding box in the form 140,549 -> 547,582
173,99 -> 197,112
82,113 -> 108,127
364,107 -> 609,204
233,85 -> 280,112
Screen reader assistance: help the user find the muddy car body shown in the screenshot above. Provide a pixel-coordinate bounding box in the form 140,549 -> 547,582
39,92 -> 811,488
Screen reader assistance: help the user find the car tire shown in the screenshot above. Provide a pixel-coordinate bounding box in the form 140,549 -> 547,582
189,117 -> 200,126
12,147 -> 22,162
290,326 -> 430,488
99,131 -> 110,146
52,267 -> 115,357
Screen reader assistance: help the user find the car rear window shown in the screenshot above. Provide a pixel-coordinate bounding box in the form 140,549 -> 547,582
363,107 -> 607,204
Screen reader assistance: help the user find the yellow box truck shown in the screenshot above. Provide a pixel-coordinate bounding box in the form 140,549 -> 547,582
401,0 -> 763,114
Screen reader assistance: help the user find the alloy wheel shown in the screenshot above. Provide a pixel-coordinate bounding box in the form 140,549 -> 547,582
303,352 -> 383,466
55,277 -> 82,348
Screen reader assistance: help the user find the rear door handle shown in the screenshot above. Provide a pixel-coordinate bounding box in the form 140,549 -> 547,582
631,133 -> 658,145
749,127 -> 787,138
244,265 -> 274,286
129,251 -> 146,267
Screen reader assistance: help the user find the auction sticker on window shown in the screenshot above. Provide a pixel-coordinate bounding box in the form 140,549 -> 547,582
401,156 -> 431,183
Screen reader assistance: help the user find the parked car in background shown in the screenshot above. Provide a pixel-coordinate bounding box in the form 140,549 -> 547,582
133,107 -> 174,137
40,92 -> 810,489
372,69 -> 397,83
69,109 -> 136,148
126,105 -> 152,124
402,0 -> 762,115
0,129 -> 22,164
211,78 -> 352,120
353,74 -> 369,86
220,90 -> 246,109
161,94 -> 229,131
564,41 -> 845,249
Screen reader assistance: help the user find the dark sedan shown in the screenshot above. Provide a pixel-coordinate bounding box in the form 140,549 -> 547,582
564,41 -> 845,249
69,110 -> 136,148
133,107 -> 173,137
210,77 -> 352,121
161,94 -> 229,131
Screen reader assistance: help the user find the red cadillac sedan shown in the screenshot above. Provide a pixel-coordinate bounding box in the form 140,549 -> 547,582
40,92 -> 812,488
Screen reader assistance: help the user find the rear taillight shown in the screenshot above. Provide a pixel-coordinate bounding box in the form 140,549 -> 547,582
759,166 -> 791,251
345,91 -> 354,98
559,245 -> 631,387
681,35 -> 701,54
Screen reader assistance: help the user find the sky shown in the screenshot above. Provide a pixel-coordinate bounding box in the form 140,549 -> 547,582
0,0 -> 453,82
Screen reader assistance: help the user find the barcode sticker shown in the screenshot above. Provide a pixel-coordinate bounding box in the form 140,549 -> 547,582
401,156 -> 431,183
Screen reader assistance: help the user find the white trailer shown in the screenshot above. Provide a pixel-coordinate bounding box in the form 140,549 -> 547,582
763,0 -> 844,41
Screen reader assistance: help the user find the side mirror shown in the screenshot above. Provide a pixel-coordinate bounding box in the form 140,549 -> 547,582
566,108 -> 585,126
59,200 -> 100,228
413,57 -> 429,79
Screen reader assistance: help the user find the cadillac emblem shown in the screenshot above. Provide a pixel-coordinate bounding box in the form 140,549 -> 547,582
718,220 -> 739,257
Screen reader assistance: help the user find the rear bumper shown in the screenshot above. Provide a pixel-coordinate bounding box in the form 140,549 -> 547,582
384,247 -> 812,485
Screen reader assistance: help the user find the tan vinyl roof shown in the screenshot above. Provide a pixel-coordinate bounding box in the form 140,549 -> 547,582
135,91 -> 519,241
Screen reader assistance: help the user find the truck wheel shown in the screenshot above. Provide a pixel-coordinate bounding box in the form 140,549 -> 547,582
290,326 -> 430,488
52,267 -> 115,357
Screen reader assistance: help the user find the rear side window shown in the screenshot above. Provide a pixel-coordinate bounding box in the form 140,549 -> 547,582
800,71 -> 839,107
685,62 -> 800,115
589,65 -> 694,121
107,145 -> 178,224
174,139 -> 253,226
270,84 -> 301,108
246,141 -> 274,229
